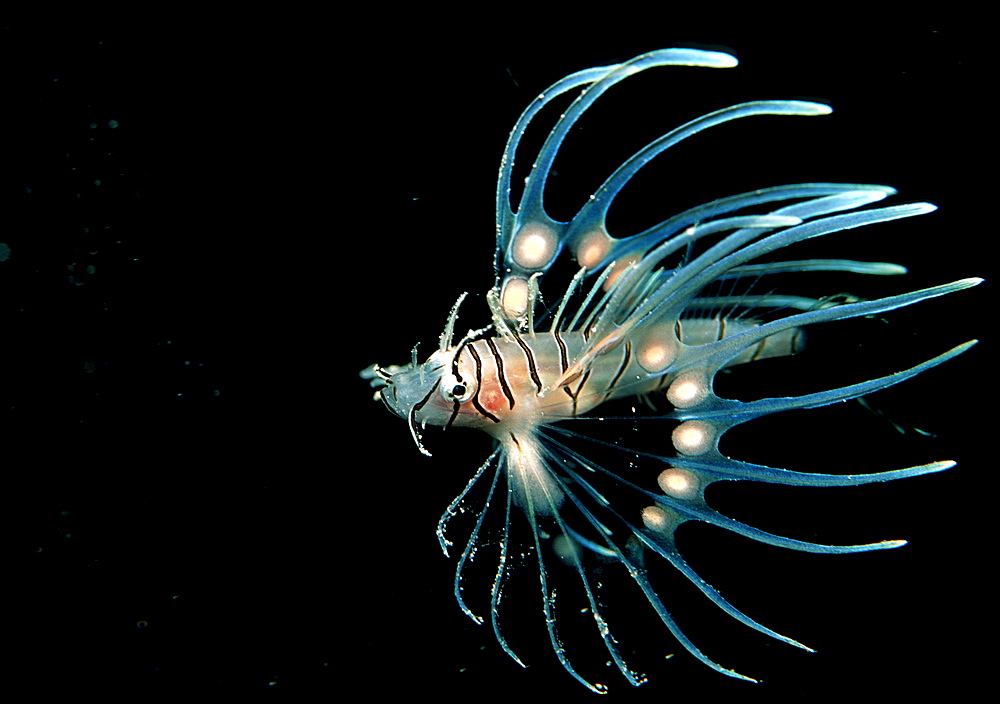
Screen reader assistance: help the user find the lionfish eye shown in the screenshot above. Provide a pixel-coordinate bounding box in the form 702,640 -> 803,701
441,375 -> 475,402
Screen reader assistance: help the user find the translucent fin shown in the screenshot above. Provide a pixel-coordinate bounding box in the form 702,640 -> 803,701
374,46 -> 982,692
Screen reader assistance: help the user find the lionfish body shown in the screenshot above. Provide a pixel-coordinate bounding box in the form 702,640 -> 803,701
363,48 -> 979,692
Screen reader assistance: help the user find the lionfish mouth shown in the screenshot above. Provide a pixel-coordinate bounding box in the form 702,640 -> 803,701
360,363 -> 434,456
359,363 -> 394,393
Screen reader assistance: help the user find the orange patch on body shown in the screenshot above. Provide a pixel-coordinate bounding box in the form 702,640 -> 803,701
478,382 -> 510,416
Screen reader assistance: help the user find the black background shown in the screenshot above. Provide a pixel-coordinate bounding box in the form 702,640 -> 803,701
5,18 -> 990,699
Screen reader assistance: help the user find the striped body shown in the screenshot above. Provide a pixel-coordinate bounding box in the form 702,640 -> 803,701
433,319 -> 803,434
362,48 -> 979,692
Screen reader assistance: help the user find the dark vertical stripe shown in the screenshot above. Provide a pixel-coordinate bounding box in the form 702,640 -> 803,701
485,337 -> 516,410
451,339 -> 469,381
412,378 -> 441,414
445,399 -> 462,430
570,369 -> 592,416
467,343 -> 500,423
553,329 -> 576,406
512,330 -> 543,393
553,330 -> 569,373
605,341 -> 632,400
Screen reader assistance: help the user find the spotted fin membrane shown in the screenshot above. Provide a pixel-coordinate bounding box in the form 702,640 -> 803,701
361,48 -> 980,692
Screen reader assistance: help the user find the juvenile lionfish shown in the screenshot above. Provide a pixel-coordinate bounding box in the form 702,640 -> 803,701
361,48 -> 979,692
